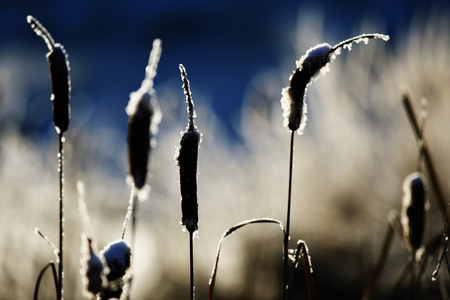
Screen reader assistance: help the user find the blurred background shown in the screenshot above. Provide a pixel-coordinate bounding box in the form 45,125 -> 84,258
1,0 -> 450,299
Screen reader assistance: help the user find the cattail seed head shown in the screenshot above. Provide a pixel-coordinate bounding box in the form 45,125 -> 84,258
127,92 -> 152,190
126,39 -> 162,200
27,15 -> 71,133
401,172 -> 428,253
98,240 -> 131,299
280,43 -> 332,133
176,64 -> 201,233
101,240 -> 131,282
281,33 -> 389,133
80,236 -> 105,296
177,130 -> 201,233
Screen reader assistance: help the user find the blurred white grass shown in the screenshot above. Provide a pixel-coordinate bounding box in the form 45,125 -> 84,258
1,9 -> 450,299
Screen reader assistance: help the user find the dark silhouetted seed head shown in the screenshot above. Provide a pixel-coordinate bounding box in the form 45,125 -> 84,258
401,172 -> 428,253
281,33 -> 389,134
176,64 -> 201,233
127,93 -> 152,190
101,240 -> 131,282
81,236 -> 104,296
27,15 -> 71,133
126,39 -> 162,199
99,240 -> 131,299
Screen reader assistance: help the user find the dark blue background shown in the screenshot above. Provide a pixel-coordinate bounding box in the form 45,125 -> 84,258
1,0 -> 448,141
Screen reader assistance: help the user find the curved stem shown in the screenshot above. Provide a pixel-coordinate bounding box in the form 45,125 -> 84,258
208,218 -> 284,300
33,261 -> 58,300
283,130 -> 295,300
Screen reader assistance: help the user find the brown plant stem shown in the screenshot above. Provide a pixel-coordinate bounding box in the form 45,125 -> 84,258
402,94 -> 447,218
292,240 -> 315,300
283,130 -> 295,300
362,217 -> 395,300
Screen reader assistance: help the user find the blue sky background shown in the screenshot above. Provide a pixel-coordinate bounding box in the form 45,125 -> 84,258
0,0 -> 449,141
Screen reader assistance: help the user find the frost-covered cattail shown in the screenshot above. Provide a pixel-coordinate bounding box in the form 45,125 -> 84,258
281,33 -> 389,134
101,240 -> 131,281
99,240 -> 131,299
176,64 -> 201,234
80,236 -> 105,296
27,15 -> 71,133
126,39 -> 162,200
401,172 -> 428,254
78,183 -> 104,296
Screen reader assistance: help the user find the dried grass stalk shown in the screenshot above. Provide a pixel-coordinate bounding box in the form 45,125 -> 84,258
208,218 -> 284,300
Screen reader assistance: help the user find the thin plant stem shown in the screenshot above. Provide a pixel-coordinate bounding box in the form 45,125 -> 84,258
433,236 -> 450,280
35,227 -> 58,256
33,261 -> 58,300
283,130 -> 295,300
122,187 -> 136,240
402,95 -> 447,217
190,231 -> 195,300
126,188 -> 138,300
389,260 -> 414,300
291,240 -> 315,300
58,133 -> 64,300
130,188 -> 138,254
301,243 -> 315,300
362,213 -> 396,300
208,218 -> 284,300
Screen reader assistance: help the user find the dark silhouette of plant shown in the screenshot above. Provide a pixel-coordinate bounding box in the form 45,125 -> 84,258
27,15 -> 71,300
176,64 -> 202,300
280,33 -> 389,300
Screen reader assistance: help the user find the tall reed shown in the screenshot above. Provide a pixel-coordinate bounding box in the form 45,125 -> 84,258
27,15 -> 71,300
280,33 -> 389,299
176,64 -> 201,300
123,39 -> 162,299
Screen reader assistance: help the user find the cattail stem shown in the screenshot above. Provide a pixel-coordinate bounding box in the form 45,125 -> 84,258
190,231 -> 195,300
283,130 -> 295,300
122,186 -> 137,240
362,215 -> 396,300
130,188 -> 138,264
33,261 -> 58,300
296,241 -> 315,300
433,236 -> 450,280
402,94 -> 447,218
389,260 -> 414,299
58,132 -> 64,300
126,188 -> 138,300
